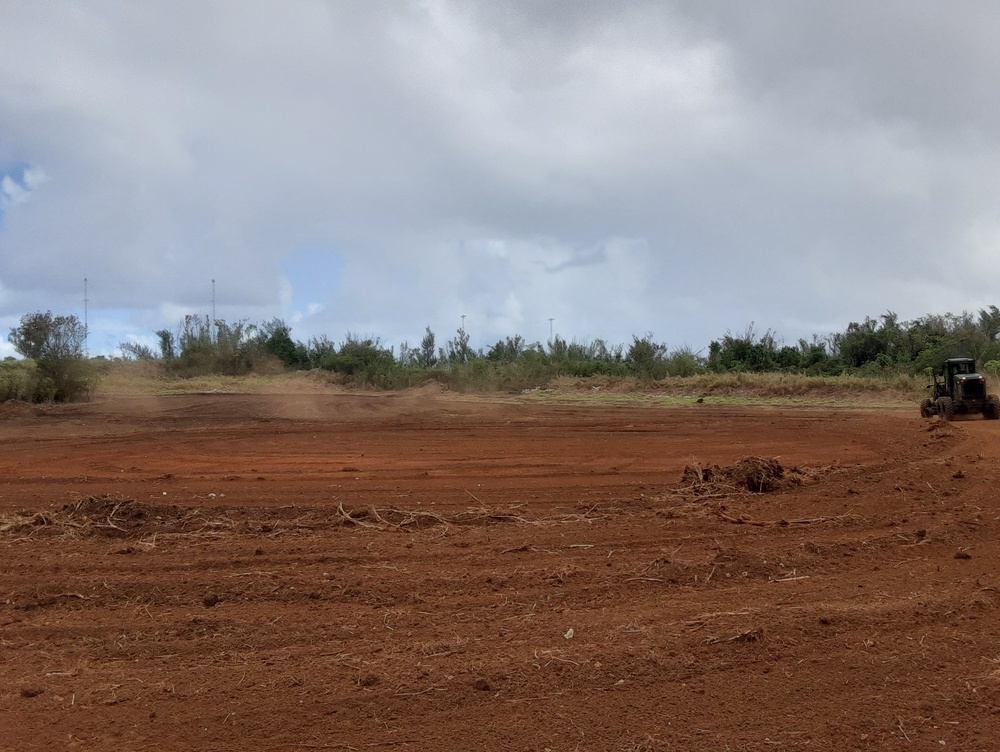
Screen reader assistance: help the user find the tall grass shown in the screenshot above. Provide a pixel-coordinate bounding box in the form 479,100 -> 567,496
664,371 -> 925,399
560,371 -> 925,403
91,359 -> 337,396
88,358 -> 929,402
0,358 -> 96,402
0,360 -> 40,401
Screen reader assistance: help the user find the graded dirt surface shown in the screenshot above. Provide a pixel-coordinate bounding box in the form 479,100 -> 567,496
2,389 -> 999,751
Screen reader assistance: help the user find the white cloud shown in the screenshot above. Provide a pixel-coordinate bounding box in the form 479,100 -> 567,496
2,1 -> 1000,355
0,167 -> 46,209
0,176 -> 28,209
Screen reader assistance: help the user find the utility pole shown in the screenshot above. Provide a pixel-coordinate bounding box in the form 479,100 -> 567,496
211,278 -> 216,344
460,313 -> 466,333
83,277 -> 89,357
548,317 -> 555,343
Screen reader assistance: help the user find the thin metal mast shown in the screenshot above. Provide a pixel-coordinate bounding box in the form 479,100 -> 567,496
84,277 -> 89,357
211,278 -> 216,343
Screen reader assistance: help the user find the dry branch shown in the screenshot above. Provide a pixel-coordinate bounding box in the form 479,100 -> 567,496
712,505 -> 842,527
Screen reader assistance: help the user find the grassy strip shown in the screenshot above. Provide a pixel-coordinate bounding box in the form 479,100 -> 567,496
561,372 -> 923,397
521,389 -> 912,409
89,361 -> 925,406
90,361 -> 338,397
527,373 -> 923,407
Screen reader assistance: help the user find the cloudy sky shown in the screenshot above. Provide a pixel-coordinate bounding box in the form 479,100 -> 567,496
2,1 -> 1000,359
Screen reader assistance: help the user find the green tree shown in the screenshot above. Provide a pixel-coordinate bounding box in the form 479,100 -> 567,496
156,329 -> 176,360
708,324 -> 779,372
118,340 -> 157,360
7,311 -> 93,401
319,334 -> 397,385
626,333 -> 668,379
9,311 -> 86,361
664,346 -> 704,376
418,326 -> 437,368
258,318 -> 305,367
443,327 -> 474,364
487,335 -> 526,363
978,305 -> 1000,342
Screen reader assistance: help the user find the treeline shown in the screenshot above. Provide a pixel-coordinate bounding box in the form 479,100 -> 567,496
5,306 -> 1000,402
116,314 -> 700,389
710,308 -> 1000,376
122,306 -> 1000,388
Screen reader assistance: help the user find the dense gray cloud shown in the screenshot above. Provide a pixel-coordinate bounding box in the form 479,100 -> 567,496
2,1 -> 999,358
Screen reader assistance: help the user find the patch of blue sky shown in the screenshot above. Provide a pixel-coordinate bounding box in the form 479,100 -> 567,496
0,162 -> 46,230
86,308 -> 142,358
280,243 -> 344,321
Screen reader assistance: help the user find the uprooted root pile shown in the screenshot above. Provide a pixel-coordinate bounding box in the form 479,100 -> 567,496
0,495 -> 199,537
677,456 -> 822,496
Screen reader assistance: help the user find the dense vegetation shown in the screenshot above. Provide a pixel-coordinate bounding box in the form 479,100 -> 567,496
2,311 -> 94,402
116,307 -> 1000,389
6,306 -> 1000,401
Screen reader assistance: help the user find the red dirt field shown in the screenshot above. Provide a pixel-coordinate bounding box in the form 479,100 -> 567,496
2,389 -> 999,751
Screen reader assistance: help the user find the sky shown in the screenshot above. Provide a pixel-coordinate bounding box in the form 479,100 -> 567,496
3,1 -> 1000,359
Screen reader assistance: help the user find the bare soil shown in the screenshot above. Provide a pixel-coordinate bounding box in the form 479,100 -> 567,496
2,390 -> 999,750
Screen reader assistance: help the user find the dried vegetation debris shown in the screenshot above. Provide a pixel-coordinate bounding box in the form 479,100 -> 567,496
676,455 -> 824,496
668,456 -> 850,527
0,495 -> 596,540
0,495 -> 200,537
65,495 -> 187,528
335,501 -> 606,531
335,501 -> 531,530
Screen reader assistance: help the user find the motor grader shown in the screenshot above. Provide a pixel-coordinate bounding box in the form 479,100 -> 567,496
920,357 -> 1000,420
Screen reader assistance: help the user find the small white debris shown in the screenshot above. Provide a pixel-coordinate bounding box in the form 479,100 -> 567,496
563,628 -> 574,639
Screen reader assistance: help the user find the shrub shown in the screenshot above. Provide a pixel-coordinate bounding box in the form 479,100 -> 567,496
626,334 -> 668,380
664,348 -> 705,377
6,311 -> 95,402
314,335 -> 398,387
0,360 -> 40,401
153,316 -> 285,376
258,318 -> 308,368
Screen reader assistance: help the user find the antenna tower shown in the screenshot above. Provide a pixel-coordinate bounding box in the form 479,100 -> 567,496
83,277 -> 89,357
211,279 -> 216,343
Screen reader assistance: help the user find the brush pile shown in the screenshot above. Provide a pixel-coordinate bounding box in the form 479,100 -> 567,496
680,456 -> 786,495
